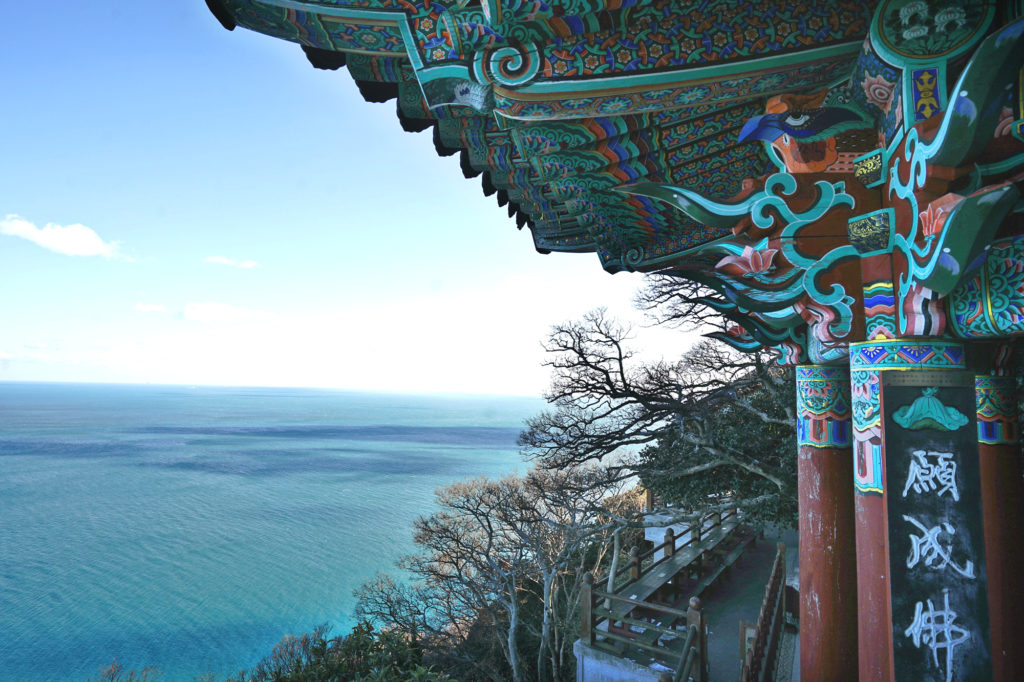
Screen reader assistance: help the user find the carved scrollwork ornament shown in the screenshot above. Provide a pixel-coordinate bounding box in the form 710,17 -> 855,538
472,41 -> 541,88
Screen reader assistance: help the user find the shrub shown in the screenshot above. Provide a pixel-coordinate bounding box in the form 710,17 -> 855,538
227,621 -> 455,682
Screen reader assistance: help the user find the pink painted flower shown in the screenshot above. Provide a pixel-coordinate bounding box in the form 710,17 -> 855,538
919,193 -> 964,237
861,73 -> 896,115
716,246 -> 778,276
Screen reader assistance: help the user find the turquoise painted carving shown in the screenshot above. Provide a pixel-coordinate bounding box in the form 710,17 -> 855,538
851,367 -> 883,494
872,0 -> 995,66
850,339 -> 966,494
893,388 -> 969,431
797,365 -> 853,448
864,280 -> 898,341
976,375 -> 1019,445
949,236 -> 1024,339
883,17 -> 1024,335
621,171 -> 858,348
850,340 -> 965,371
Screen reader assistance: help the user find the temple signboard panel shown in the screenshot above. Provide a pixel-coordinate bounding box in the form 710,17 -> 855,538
881,371 -> 990,681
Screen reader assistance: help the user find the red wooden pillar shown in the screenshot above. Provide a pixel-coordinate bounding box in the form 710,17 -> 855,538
850,340 -> 994,681
849,347 -> 892,681
795,365 -> 858,680
975,375 -> 1024,680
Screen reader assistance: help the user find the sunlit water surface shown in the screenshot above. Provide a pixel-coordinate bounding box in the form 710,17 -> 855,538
0,383 -> 540,680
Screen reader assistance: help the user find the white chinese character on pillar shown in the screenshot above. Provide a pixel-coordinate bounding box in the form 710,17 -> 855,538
902,515 -> 975,578
902,449 -> 959,501
904,589 -> 969,682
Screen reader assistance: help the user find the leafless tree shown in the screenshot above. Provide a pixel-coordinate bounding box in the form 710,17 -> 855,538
355,469 -> 644,681
519,308 -> 796,526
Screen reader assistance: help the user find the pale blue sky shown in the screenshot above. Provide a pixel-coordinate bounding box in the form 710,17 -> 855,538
0,3 -> 692,396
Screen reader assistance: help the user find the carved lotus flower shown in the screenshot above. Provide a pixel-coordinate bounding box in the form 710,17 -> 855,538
902,25 -> 929,40
919,193 -> 965,238
861,73 -> 896,115
919,203 -> 946,238
899,1 -> 929,26
716,246 -> 778,276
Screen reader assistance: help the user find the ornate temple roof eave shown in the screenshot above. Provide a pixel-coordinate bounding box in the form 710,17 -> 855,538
493,40 -> 867,101
301,45 -> 346,70
607,226 -> 749,274
488,48 -> 865,124
205,0 -> 236,31
432,124 -> 460,157
205,0 -> 891,308
398,108 -> 432,132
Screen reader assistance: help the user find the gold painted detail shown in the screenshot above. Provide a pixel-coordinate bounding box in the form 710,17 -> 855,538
915,69 -> 940,119
853,150 -> 883,186
849,210 -> 892,254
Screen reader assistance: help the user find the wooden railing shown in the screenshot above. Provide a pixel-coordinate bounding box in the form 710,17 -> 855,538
659,604 -> 706,682
581,573 -> 708,682
740,543 -> 787,682
577,509 -> 743,680
607,508 -> 739,593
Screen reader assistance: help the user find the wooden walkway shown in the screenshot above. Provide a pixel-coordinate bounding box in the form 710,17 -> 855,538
611,517 -> 740,619
579,510 -> 758,677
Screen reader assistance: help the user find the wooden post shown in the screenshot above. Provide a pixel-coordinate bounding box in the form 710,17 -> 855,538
581,572 -> 594,645
765,544 -> 786,679
606,528 -> 620,610
664,527 -> 675,557
645,488 -> 654,512
629,545 -> 640,580
686,596 -> 707,682
691,519 -> 703,577
738,620 -> 752,670
975,374 -> 1024,680
796,365 -> 857,681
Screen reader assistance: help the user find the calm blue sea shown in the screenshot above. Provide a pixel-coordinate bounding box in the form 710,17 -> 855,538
0,382 -> 542,681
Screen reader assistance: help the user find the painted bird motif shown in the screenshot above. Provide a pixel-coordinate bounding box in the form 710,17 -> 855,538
739,91 -> 875,173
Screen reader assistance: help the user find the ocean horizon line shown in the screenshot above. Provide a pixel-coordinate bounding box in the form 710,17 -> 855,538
0,378 -> 543,401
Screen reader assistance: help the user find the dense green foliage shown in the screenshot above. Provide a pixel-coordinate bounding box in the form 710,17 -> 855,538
90,622 -> 454,682
634,367 -> 797,528
230,622 -> 452,682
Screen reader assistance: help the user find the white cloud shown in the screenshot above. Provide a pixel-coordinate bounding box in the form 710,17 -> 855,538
0,349 -> 12,360
184,301 -> 275,323
0,259 -> 696,395
134,303 -> 168,313
0,214 -> 126,259
204,256 -> 260,269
